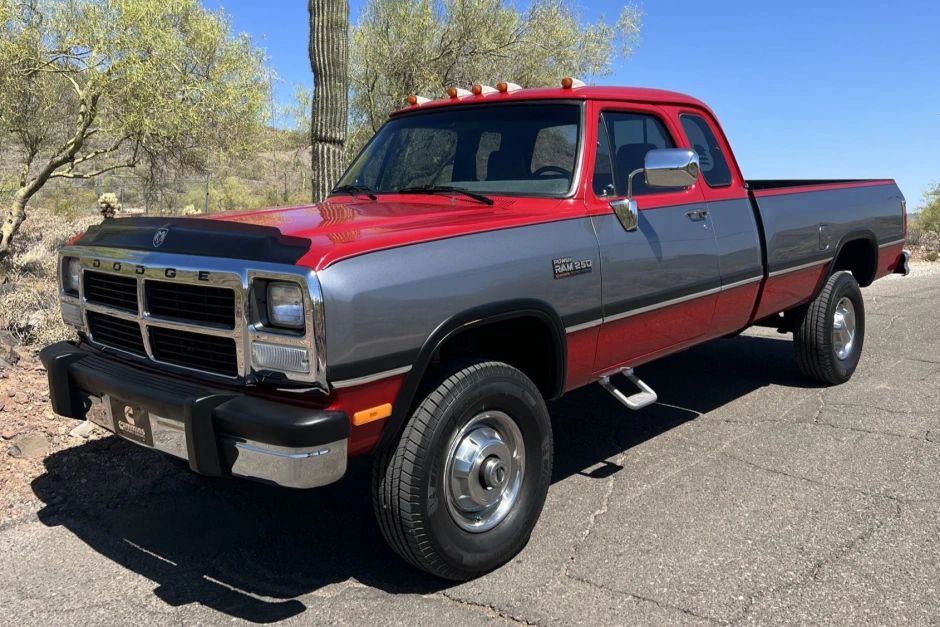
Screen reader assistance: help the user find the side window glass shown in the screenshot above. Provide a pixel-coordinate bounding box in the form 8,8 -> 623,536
592,117 -> 615,197
680,114 -> 732,187
603,112 -> 675,196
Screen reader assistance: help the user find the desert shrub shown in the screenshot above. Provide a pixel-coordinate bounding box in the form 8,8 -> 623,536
33,187 -> 99,220
97,192 -> 122,218
926,251 -> 939,263
0,206 -> 100,345
916,186 -> 940,234
906,223 -> 924,247
218,176 -> 265,211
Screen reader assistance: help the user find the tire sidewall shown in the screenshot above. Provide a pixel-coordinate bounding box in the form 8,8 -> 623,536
824,272 -> 865,380
422,369 -> 552,577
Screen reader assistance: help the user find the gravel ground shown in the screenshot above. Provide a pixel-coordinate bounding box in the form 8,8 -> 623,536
1,263 -> 938,625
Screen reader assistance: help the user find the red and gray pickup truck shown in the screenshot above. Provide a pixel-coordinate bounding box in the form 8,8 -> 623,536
41,82 -> 909,579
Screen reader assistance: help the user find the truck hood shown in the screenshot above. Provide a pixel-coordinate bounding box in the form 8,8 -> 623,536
215,197 -> 565,270
72,197 -> 569,271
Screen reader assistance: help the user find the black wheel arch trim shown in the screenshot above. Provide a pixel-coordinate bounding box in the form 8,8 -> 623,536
376,299 -> 567,452
824,229 -> 879,290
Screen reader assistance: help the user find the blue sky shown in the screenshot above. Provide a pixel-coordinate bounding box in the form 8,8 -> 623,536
206,0 -> 938,207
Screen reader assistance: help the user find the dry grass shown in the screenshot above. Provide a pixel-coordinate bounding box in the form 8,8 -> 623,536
0,206 -> 100,346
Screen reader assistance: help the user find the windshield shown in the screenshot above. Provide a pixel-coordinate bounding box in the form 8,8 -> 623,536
336,103 -> 582,197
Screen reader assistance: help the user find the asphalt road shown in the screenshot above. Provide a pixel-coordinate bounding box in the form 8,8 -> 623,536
2,266 -> 939,626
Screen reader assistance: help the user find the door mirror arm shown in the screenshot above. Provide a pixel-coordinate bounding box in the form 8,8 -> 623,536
610,167 -> 644,232
610,150 -> 700,233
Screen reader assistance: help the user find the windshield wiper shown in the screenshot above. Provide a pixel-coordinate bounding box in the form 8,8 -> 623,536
330,184 -> 377,201
396,185 -> 494,206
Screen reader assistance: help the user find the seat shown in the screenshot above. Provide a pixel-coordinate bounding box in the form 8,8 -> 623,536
486,149 -> 528,181
614,142 -> 656,196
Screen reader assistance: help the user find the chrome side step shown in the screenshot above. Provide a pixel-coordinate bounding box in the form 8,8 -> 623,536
598,367 -> 658,410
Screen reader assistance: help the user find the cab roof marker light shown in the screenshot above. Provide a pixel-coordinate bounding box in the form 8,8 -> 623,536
560,77 -> 586,89
470,84 -> 498,96
496,81 -> 522,93
446,87 -> 472,99
406,95 -> 431,106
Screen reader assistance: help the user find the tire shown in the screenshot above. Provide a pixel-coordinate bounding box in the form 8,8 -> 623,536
793,271 -> 865,385
372,360 -> 553,580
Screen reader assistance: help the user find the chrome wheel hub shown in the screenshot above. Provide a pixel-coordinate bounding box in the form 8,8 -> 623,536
832,297 -> 857,361
445,411 -> 525,533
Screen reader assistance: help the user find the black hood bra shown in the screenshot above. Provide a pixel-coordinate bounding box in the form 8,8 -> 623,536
74,217 -> 311,265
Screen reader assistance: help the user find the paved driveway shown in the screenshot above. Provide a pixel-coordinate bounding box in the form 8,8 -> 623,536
2,267 -> 938,625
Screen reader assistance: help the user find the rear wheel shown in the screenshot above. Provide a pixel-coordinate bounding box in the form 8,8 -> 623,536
793,271 -> 865,384
372,360 -> 553,580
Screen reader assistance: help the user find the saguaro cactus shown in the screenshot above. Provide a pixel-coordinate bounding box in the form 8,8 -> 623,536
308,0 -> 349,202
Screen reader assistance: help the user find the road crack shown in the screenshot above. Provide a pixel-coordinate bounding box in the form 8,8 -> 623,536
438,591 -> 536,625
731,499 -> 903,625
565,572 -> 727,625
721,451 -> 908,504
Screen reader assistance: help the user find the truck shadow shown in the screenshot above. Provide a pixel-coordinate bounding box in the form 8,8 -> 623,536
30,332 -> 812,623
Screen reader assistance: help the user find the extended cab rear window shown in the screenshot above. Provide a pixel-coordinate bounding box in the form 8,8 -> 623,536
680,114 -> 732,187
337,103 -> 582,197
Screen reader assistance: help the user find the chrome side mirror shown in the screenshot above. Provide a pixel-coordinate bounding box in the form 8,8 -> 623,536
643,148 -> 700,188
611,148 -> 699,232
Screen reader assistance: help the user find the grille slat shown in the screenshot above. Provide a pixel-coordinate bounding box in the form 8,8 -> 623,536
87,312 -> 146,356
80,269 -> 241,378
149,326 -> 238,377
145,280 -> 235,328
84,272 -> 138,312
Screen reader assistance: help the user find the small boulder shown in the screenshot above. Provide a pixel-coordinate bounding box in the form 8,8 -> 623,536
7,432 -> 51,459
68,421 -> 98,439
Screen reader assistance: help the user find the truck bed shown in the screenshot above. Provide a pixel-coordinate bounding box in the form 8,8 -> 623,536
746,179 -> 884,192
744,178 -> 905,320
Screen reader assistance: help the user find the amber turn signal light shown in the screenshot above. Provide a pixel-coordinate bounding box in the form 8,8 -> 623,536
353,403 -> 393,426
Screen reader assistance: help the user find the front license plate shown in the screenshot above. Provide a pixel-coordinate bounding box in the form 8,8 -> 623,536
107,397 -> 154,447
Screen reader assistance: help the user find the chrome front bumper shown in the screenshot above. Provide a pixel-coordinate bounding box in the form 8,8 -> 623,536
87,397 -> 347,489
41,341 -> 349,489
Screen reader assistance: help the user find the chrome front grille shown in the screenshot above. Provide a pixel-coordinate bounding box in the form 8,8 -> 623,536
145,280 -> 236,329
84,271 -> 138,313
57,246 -> 328,389
149,326 -> 238,377
86,311 -> 146,356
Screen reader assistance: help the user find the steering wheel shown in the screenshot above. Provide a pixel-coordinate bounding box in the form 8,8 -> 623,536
533,165 -> 571,178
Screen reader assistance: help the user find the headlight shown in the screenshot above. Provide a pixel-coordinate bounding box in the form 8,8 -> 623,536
63,257 -> 81,294
266,282 -> 304,329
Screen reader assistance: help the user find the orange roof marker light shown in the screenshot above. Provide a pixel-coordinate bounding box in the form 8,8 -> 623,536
470,83 -> 498,96
560,77 -> 586,89
446,87 -> 472,99
496,81 -> 522,93
406,95 -> 431,106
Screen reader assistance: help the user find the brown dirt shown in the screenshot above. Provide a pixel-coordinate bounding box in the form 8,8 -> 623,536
0,349 -> 108,521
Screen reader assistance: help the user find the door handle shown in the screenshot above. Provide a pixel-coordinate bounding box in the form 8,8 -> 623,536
685,209 -> 708,221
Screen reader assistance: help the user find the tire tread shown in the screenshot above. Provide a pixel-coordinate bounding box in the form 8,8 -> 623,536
372,361 -> 545,580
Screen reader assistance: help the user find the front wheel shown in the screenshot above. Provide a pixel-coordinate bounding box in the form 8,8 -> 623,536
793,271 -> 865,384
372,361 -> 553,580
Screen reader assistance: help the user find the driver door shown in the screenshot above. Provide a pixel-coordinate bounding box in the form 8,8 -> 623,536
587,103 -> 721,372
